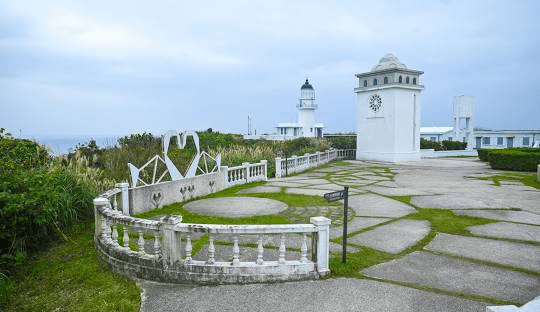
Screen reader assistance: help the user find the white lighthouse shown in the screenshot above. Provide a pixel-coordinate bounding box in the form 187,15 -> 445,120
276,79 -> 325,139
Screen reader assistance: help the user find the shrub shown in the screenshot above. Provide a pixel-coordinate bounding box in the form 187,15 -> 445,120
421,139 -> 467,151
0,137 -> 97,278
328,136 -> 356,150
487,149 -> 540,171
441,140 -> 467,150
420,139 -> 441,150
477,149 -> 494,162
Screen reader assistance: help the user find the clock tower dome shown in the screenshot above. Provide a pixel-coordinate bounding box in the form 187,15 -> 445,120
354,54 -> 424,162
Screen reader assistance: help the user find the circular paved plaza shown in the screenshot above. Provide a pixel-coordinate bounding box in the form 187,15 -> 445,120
184,196 -> 288,217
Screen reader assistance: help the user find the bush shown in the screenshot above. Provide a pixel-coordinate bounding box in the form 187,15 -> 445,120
0,137 -> 97,278
487,149 -> 540,171
421,139 -> 440,150
441,140 -> 467,151
477,149 -> 495,162
421,139 -> 466,151
328,136 -> 356,150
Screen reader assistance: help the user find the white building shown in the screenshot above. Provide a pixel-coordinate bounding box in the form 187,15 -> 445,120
355,53 -> 424,162
275,79 -> 325,139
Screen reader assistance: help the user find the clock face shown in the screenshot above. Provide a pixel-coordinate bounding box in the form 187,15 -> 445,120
369,94 -> 382,112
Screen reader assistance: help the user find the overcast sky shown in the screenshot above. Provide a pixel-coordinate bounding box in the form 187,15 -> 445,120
1,0 -> 539,140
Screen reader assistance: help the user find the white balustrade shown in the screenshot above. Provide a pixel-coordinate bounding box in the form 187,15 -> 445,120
275,149 -> 356,178
94,194 -> 331,284
223,160 -> 267,186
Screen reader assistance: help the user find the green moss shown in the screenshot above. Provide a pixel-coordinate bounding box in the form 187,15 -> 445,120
406,209 -> 496,235
474,172 -> 540,189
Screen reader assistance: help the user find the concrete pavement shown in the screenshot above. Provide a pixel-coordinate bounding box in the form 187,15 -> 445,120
141,158 -> 540,311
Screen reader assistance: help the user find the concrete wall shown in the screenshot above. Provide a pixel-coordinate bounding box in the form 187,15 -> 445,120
130,171 -> 225,215
130,161 -> 267,215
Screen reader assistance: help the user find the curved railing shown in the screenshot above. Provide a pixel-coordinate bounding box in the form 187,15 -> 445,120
275,149 -> 356,178
94,187 -> 331,284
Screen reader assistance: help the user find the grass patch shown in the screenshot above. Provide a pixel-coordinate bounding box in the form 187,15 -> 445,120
474,172 -> 540,189
388,195 -> 412,205
329,248 -> 394,276
136,185 -> 337,224
330,208 -> 497,278
136,202 -> 291,225
406,208 -> 496,235
3,223 -> 140,311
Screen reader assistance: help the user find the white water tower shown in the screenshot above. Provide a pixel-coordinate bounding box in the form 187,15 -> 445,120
452,95 -> 474,150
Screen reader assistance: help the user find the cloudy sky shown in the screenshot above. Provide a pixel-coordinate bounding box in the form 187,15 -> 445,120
1,0 -> 539,141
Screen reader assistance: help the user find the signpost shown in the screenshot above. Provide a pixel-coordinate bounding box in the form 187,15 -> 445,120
324,186 -> 349,263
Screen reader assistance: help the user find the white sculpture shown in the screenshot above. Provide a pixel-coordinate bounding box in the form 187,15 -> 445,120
129,131 -> 221,187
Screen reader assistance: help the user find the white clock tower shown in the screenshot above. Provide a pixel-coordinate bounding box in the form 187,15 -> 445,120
354,54 -> 424,162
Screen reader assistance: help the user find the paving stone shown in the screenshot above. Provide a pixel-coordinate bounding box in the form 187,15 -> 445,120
375,181 -> 400,188
329,242 -> 358,253
236,185 -> 281,194
266,181 -> 310,188
184,197 -> 287,217
348,194 -> 417,218
359,175 -> 387,181
425,233 -> 540,272
362,251 -> 540,304
454,210 -> 540,226
348,220 -> 430,254
285,187 -> 330,197
329,217 -> 390,238
411,194 -> 508,209
317,167 -> 348,172
363,186 -> 430,196
300,178 -> 333,185
468,222 -> 540,242
141,278 -> 488,312
304,183 -> 346,191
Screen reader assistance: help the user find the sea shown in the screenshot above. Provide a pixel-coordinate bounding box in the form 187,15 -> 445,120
31,136 -> 120,156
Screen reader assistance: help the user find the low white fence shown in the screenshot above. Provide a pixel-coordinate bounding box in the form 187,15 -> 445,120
224,160 -> 268,187
130,160 -> 268,215
94,189 -> 331,284
275,149 -> 356,178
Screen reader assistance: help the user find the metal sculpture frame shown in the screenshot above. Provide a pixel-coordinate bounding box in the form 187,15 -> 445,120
128,131 -> 221,187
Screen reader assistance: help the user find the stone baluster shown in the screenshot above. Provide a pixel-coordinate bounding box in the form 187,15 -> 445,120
275,157 -> 282,178
310,217 -> 331,274
138,231 -> 145,253
232,235 -> 240,265
102,217 -> 111,240
300,233 -> 308,263
185,234 -> 192,263
242,162 -> 250,183
123,225 -> 130,248
256,235 -> 264,265
207,234 -> 215,264
154,232 -> 161,258
279,233 -> 286,264
113,195 -> 118,211
115,182 -> 130,215
112,223 -> 119,244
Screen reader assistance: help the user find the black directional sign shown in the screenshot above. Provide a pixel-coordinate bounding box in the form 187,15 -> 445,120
324,186 -> 349,264
324,190 -> 345,202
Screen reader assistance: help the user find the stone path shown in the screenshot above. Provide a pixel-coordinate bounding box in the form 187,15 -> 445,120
348,220 -> 430,254
142,158 -> 540,311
